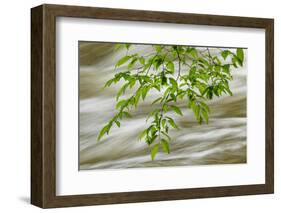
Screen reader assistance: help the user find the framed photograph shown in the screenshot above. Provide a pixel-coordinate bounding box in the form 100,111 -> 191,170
31,4 -> 274,208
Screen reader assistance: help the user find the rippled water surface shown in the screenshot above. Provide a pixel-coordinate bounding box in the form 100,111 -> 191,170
79,42 -> 247,170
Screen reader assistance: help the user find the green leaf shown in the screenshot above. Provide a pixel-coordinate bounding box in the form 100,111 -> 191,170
169,78 -> 178,91
97,124 -> 110,141
198,58 -> 209,67
236,48 -> 244,65
201,109 -> 209,124
129,78 -> 136,88
150,126 -> 158,137
163,104 -> 168,113
163,87 -> 171,100
153,57 -> 163,70
214,65 -> 221,72
150,135 -> 158,144
128,57 -> 138,70
122,111 -> 132,118
104,78 -> 115,87
221,50 -> 231,60
153,84 -> 161,92
150,144 -> 159,160
129,97 -> 136,106
190,101 -> 200,120
187,47 -> 198,58
116,83 -> 129,101
115,55 -> 131,68
224,84 -> 233,96
167,117 -> 179,129
160,71 -> 167,85
161,119 -> 166,129
213,56 -> 221,65
206,87 -> 214,99
170,105 -> 183,116
138,129 -> 147,140
161,139 -> 170,154
222,64 -> 230,73
166,61 -> 175,73
134,90 -> 141,107
190,48 -> 198,58
116,99 -> 127,109
232,57 -> 238,68
151,97 -> 162,105
170,94 -> 177,102
115,120 -> 121,127
189,66 -> 197,77
139,57 -> 145,65
199,101 -> 210,113
141,86 -> 150,100
142,63 -> 150,73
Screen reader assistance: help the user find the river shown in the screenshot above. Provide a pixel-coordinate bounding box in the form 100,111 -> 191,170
79,42 -> 247,170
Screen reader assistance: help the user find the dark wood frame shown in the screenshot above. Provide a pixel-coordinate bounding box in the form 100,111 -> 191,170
31,4 -> 274,208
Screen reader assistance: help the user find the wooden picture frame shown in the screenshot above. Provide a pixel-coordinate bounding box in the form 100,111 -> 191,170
31,4 -> 274,208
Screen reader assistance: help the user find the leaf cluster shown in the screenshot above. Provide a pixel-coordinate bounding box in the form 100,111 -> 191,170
97,44 -> 244,160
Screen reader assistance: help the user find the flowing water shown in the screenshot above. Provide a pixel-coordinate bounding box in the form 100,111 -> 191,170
79,42 -> 247,170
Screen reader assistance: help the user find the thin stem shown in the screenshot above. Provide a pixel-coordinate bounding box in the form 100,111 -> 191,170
206,48 -> 218,66
175,47 -> 182,81
145,54 -> 158,75
157,91 -> 170,142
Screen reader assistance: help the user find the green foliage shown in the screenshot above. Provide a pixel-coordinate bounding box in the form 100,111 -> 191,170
97,44 -> 245,160
150,144 -> 159,160
236,48 -> 244,66
161,139 -> 170,154
115,55 -> 131,68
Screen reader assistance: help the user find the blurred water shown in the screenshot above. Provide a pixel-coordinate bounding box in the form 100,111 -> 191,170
79,42 -> 247,170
